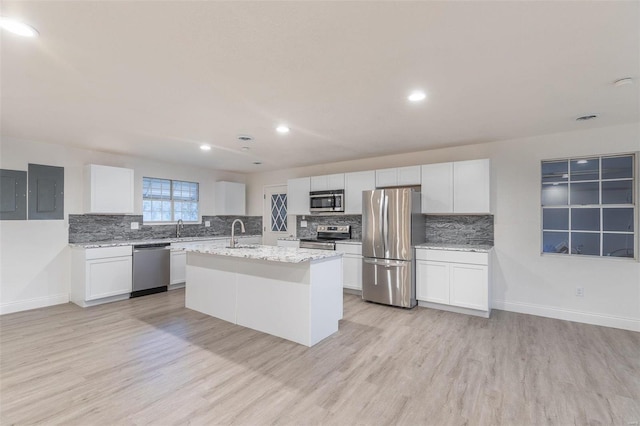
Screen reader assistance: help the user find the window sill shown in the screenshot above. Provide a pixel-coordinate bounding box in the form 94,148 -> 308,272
541,252 -> 638,262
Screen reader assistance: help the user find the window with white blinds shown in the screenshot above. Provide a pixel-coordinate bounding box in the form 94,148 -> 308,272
142,177 -> 199,223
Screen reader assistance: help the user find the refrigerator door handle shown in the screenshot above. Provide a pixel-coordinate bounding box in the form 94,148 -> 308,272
363,258 -> 407,268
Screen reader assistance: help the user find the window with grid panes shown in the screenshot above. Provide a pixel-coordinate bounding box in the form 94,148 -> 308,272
541,154 -> 636,258
142,177 -> 199,223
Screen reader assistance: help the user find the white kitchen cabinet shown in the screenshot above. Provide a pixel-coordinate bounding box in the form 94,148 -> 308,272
287,177 -> 311,215
84,164 -> 134,214
453,159 -> 491,214
71,245 -> 133,307
415,248 -> 490,317
421,162 -> 454,213
375,166 -> 421,188
310,174 -> 345,191
170,250 -> 187,285
277,239 -> 300,248
336,243 -> 362,291
214,181 -> 246,215
344,170 -> 376,214
421,159 -> 490,214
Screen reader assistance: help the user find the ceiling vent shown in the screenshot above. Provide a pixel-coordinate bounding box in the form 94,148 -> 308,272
237,135 -> 254,142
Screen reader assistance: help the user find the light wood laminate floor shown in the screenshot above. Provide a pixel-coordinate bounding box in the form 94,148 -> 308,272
1,290 -> 639,425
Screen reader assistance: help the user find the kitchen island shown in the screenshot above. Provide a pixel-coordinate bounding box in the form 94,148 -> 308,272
184,244 -> 343,347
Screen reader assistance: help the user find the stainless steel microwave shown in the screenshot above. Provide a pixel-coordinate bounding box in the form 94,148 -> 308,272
309,189 -> 344,213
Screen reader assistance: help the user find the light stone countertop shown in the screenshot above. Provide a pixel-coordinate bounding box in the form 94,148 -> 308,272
415,243 -> 493,253
69,235 -> 261,249
186,244 -> 343,263
277,237 -> 300,241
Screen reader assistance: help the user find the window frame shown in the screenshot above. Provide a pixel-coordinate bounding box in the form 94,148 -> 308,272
540,153 -> 638,260
142,176 -> 200,224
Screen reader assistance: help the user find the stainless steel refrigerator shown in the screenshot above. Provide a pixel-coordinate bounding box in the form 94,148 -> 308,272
362,188 -> 424,308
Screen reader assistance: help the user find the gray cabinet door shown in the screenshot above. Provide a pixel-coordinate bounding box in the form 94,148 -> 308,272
28,164 -> 64,220
0,169 -> 27,220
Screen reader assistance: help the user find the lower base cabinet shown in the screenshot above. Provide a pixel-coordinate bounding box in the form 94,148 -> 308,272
336,243 -> 362,291
71,246 -> 133,307
170,250 -> 187,285
416,248 -> 490,316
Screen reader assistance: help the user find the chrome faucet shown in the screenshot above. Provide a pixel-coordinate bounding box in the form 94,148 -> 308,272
176,219 -> 184,238
230,218 -> 245,248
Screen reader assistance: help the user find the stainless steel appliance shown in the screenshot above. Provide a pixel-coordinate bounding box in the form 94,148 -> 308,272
309,190 -> 345,213
299,225 -> 351,250
132,243 -> 170,297
362,188 -> 424,308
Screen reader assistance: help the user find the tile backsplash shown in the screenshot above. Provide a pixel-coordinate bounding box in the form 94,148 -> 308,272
425,215 -> 494,245
295,214 -> 493,245
296,215 -> 362,240
68,215 -> 262,243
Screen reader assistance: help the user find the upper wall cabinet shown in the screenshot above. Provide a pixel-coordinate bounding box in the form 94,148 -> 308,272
214,181 -> 246,215
84,164 -> 134,214
421,159 -> 491,214
310,174 -> 345,191
375,166 -> 421,188
29,164 -> 64,220
344,170 -> 375,214
0,169 -> 27,220
287,177 -> 310,215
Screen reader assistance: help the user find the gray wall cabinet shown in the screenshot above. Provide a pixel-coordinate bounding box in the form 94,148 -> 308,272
28,164 -> 64,220
1,169 -> 27,220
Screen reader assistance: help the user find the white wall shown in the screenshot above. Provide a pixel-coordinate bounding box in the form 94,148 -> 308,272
246,123 -> 640,331
0,137 -> 245,314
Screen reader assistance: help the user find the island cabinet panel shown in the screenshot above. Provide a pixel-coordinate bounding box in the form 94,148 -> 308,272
185,251 -> 342,347
186,256 -> 238,324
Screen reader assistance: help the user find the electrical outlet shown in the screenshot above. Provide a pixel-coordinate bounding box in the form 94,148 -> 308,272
130,222 -> 139,230
576,287 -> 584,297
301,220 -> 307,228
205,221 -> 211,227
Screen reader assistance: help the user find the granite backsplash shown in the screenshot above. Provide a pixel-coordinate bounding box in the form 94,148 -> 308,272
425,215 -> 494,245
68,215 -> 262,243
296,215 -> 362,240
295,214 -> 493,245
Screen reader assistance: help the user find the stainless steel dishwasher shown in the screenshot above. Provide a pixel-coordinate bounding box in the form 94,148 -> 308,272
131,243 -> 170,297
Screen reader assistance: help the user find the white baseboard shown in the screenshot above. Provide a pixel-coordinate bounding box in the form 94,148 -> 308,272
418,300 -> 490,318
0,293 -> 69,315
492,299 -> 640,332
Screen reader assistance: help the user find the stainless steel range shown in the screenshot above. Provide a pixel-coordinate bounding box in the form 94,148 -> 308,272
299,225 -> 351,250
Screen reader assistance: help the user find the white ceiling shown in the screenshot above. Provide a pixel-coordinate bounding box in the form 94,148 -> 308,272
1,1 -> 638,173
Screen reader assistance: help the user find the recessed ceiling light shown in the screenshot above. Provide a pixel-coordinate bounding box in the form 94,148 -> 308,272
577,159 -> 588,164
200,145 -> 211,151
276,125 -> 290,134
253,161 -> 262,165
576,114 -> 597,121
0,18 -> 39,37
613,77 -> 633,87
407,91 -> 426,102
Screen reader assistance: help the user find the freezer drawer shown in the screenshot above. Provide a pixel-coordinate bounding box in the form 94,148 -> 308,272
362,257 -> 416,308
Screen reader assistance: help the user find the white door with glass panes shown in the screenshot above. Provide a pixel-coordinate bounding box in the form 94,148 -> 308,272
263,185 -> 291,246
